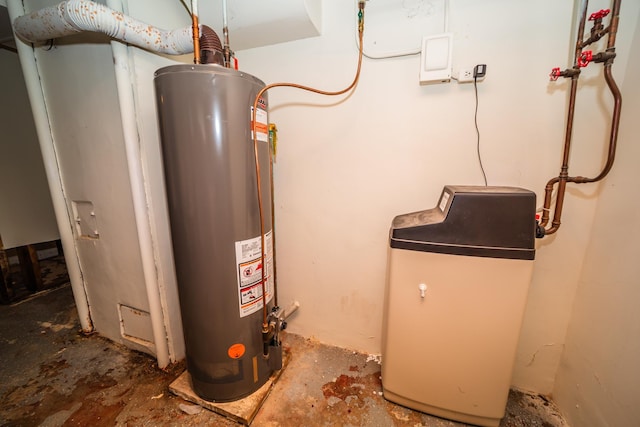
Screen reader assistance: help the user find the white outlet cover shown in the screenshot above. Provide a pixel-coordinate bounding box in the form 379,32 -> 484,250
419,33 -> 453,85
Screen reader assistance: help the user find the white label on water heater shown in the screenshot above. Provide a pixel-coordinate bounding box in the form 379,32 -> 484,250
235,231 -> 274,318
250,107 -> 269,143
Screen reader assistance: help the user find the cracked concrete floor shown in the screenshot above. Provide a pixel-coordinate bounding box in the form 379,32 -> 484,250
0,285 -> 569,427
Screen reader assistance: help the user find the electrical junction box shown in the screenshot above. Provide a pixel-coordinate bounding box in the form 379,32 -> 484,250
419,33 -> 453,85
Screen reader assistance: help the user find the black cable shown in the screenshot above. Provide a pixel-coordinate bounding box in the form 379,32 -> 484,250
474,75 -> 488,186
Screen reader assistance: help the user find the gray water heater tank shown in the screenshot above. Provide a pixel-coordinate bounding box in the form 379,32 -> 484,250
154,65 -> 275,402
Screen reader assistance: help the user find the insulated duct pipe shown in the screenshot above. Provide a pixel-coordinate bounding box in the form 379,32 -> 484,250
12,0 -> 194,55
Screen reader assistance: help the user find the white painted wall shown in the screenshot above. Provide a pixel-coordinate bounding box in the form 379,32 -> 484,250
0,47 -> 58,248
10,0 -> 638,400
552,4 -> 640,426
234,0 -> 639,394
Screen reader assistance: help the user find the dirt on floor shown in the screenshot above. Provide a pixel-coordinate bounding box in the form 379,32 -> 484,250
0,285 -> 569,427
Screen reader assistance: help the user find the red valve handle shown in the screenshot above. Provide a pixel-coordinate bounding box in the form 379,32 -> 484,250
549,67 -> 561,81
589,9 -> 610,21
579,51 -> 593,67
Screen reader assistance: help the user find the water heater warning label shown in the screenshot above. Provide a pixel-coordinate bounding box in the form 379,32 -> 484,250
250,107 -> 269,143
235,231 -> 274,318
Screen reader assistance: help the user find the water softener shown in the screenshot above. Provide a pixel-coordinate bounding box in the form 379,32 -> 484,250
382,186 -> 536,426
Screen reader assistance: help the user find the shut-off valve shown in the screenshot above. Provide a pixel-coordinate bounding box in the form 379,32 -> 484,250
549,67 -> 580,81
589,8 -> 610,21
549,8 -> 618,82
262,306 -> 286,370
262,301 -> 300,369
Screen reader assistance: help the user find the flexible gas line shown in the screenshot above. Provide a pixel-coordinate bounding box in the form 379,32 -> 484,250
354,0 -> 449,60
252,1 -> 367,349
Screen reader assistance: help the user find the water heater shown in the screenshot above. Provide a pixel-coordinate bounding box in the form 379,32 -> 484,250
154,65 -> 275,402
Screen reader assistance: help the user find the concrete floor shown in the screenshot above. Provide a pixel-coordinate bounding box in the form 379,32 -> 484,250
0,285 -> 569,427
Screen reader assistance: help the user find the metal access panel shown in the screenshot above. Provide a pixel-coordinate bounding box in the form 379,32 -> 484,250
155,65 -> 274,402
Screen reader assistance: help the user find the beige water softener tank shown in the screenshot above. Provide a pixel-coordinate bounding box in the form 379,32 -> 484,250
381,186 -> 536,427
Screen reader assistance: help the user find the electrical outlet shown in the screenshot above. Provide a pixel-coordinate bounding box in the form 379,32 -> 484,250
458,68 -> 474,83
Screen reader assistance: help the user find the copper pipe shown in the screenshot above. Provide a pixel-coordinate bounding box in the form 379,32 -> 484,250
541,1 -> 588,234
540,0 -> 622,236
573,1 -> 590,64
539,177 -> 558,228
607,1 -> 621,48
253,2 -> 366,335
568,64 -> 622,184
269,135 -> 279,307
192,14 -> 200,64
543,73 -> 579,235
568,0 -> 622,185
542,70 -> 579,234
223,26 -> 231,68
